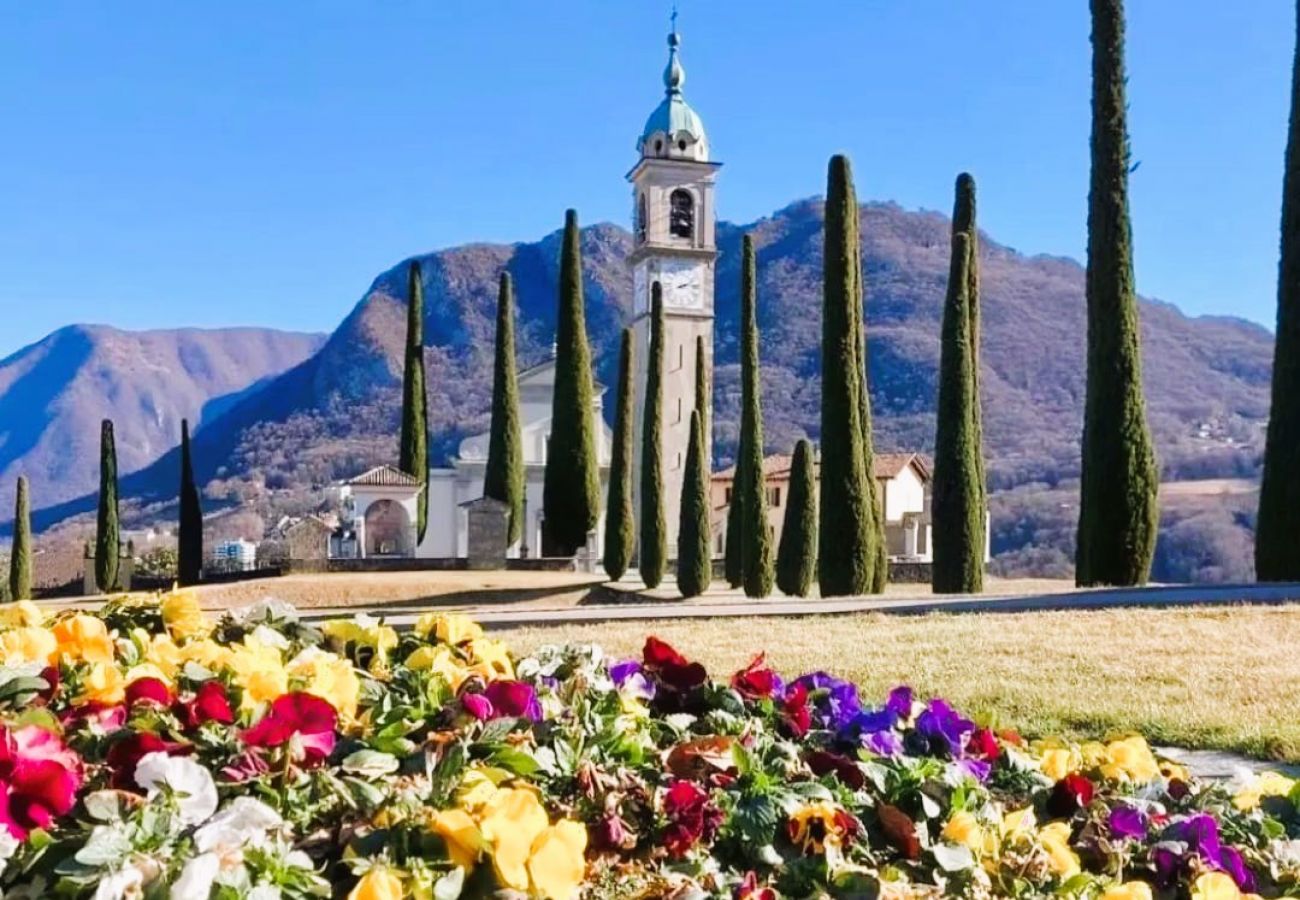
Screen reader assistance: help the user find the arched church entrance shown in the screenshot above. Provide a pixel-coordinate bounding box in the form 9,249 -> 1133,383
365,499 -> 413,557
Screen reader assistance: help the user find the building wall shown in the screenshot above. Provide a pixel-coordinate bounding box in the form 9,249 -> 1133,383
883,467 -> 926,523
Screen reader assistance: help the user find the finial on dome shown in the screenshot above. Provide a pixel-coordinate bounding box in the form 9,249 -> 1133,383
664,7 -> 684,95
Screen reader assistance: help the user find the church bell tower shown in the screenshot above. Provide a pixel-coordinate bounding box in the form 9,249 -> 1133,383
630,19 -> 720,561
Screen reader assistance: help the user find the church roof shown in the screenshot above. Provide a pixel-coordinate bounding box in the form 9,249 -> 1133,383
711,452 -> 932,483
343,465 -> 422,487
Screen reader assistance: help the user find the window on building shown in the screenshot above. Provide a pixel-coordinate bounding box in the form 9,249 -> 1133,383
636,194 -> 647,242
675,396 -> 683,424
677,343 -> 685,370
724,487 -> 732,504
767,486 -> 782,507
675,451 -> 683,470
669,189 -> 694,239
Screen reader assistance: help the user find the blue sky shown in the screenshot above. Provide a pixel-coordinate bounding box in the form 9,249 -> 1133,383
0,1 -> 1292,357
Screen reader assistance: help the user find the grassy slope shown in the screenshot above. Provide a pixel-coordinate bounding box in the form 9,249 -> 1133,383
500,604 -> 1300,761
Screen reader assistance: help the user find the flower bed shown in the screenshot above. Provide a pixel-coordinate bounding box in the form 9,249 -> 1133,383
0,591 -> 1293,899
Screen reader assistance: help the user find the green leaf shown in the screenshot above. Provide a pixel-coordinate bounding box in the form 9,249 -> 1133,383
488,746 -> 541,777
341,750 -> 400,778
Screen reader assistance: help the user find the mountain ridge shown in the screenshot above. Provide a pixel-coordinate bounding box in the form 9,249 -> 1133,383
12,198 -> 1273,554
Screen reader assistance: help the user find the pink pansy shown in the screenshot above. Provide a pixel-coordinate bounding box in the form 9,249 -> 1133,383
241,692 -> 337,764
0,726 -> 82,839
60,701 -> 127,736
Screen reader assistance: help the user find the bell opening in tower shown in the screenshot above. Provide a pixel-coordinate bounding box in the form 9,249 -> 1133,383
669,189 -> 694,240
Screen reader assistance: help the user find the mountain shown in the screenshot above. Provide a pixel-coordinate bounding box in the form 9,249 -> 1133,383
26,199 -> 1274,541
0,325 -> 325,515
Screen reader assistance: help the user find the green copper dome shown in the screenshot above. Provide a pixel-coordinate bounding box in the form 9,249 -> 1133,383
638,30 -> 709,161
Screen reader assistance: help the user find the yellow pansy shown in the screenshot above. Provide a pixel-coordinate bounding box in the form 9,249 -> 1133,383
1000,807 -> 1036,837
1101,883 -> 1154,900
415,613 -> 483,646
1101,736 -> 1160,783
348,867 -> 404,900
788,804 -> 852,855
160,590 -> 210,640
125,663 -> 172,687
1191,872 -> 1241,900
1038,747 -> 1078,782
1037,822 -> 1079,878
142,632 -> 183,678
0,600 -> 44,627
941,811 -> 983,851
457,767 -> 506,813
466,638 -> 514,681
527,819 -> 587,900
288,649 -> 361,722
405,645 -> 469,689
477,787 -> 549,891
178,637 -> 234,672
227,636 -> 288,711
1234,770 -> 1295,811
52,614 -> 115,664
0,626 -> 58,667
430,808 -> 484,871
79,661 -> 126,705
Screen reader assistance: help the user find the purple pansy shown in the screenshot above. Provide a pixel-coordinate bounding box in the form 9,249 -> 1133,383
482,680 -> 542,721
1107,806 -> 1147,841
914,699 -> 975,758
610,659 -> 656,701
792,672 -> 862,731
885,686 -> 914,720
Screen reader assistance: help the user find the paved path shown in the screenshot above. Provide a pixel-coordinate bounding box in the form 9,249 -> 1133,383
299,581 -> 1300,630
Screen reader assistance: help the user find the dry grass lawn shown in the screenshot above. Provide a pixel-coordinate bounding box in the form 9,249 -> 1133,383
499,604 -> 1300,761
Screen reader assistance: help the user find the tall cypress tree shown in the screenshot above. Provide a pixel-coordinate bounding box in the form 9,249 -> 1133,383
177,419 -> 203,587
676,410 -> 711,598
736,235 -> 774,597
603,328 -> 636,581
776,440 -> 817,598
819,155 -> 877,597
931,228 -> 985,594
952,173 -> 987,522
723,456 -> 744,588
484,272 -> 525,546
639,286 -> 667,587
1258,4 -> 1300,581
694,334 -> 710,453
1076,0 -> 1159,587
399,260 -> 430,543
9,476 -> 32,601
95,419 -> 120,593
543,210 -> 602,557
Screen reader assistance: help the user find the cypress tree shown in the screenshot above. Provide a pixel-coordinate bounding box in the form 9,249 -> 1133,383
694,334 -> 710,452
639,286 -> 667,587
603,328 -> 636,581
723,456 -> 744,588
1076,0 -> 1159,587
484,272 -> 525,546
931,229 -> 985,594
542,210 -> 601,557
776,440 -> 817,598
399,260 -> 430,543
736,235 -> 774,597
819,155 -> 878,597
676,410 -> 711,598
9,476 -> 32,601
1258,4 -> 1300,580
95,419 -> 120,593
952,174 -> 987,521
177,419 -> 203,587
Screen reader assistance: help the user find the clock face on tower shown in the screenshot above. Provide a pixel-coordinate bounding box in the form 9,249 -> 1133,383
659,258 -> 704,311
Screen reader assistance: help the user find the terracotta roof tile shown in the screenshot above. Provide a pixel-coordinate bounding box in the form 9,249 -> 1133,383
344,465 -> 422,487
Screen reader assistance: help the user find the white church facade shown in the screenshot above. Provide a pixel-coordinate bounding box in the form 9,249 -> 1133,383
338,359 -> 612,561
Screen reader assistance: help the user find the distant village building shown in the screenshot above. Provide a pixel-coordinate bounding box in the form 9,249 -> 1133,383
711,452 -> 946,564
335,359 -> 612,560
211,538 -> 257,573
284,516 -> 333,563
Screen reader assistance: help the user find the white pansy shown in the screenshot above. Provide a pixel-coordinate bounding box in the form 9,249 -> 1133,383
250,624 -> 291,650
135,752 -> 219,827
194,796 -> 283,855
93,864 -> 145,900
169,852 -> 220,900
247,886 -> 283,900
